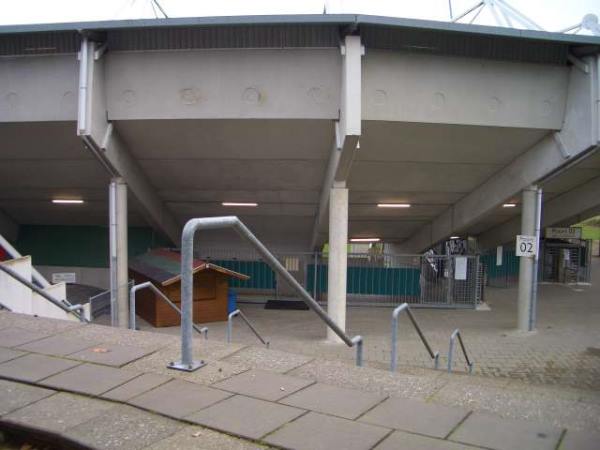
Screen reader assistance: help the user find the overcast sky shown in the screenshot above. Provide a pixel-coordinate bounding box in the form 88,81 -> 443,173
0,0 -> 598,32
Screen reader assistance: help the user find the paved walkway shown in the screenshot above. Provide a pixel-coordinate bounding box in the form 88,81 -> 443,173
0,311 -> 599,449
133,257 -> 600,391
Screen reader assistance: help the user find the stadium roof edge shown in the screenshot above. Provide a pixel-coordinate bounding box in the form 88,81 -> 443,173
0,13 -> 599,47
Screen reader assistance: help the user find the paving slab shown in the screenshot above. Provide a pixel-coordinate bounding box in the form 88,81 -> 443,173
128,378 -> 231,419
40,363 -> 140,396
0,347 -> 26,364
2,392 -> 114,433
0,327 -> 49,347
280,382 -> 386,420
0,353 -> 80,382
359,397 -> 469,438
559,429 -> 600,450
0,379 -> 55,415
375,430 -> 481,450
213,369 -> 314,401
64,404 -> 184,450
264,411 -> 390,450
146,425 -> 268,450
449,413 -> 563,450
102,372 -> 172,402
17,335 -> 99,357
186,394 -> 305,440
67,343 -> 156,367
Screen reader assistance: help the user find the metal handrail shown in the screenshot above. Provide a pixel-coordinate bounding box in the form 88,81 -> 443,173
172,216 -> 364,372
0,300 -> 12,311
227,309 -> 269,348
0,263 -> 87,322
391,303 -> 439,372
129,281 -> 208,339
447,329 -> 474,374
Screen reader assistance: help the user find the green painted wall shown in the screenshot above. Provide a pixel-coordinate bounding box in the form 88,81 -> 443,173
15,225 -> 171,268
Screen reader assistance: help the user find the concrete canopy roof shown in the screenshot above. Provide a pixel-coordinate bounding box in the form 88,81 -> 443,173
1,14 -> 599,252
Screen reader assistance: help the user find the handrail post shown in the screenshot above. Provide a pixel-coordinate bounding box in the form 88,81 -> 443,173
130,282 -> 208,340
226,309 -> 239,343
391,303 -> 439,372
448,328 -> 474,374
227,308 -> 270,348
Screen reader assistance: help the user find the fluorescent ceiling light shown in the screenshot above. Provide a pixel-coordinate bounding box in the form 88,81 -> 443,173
52,199 -> 84,204
450,236 -> 460,239
503,203 -> 517,208
350,238 -> 380,243
222,202 -> 258,207
377,203 -> 411,208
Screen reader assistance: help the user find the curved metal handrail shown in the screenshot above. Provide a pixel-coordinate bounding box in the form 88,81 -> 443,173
227,309 -> 269,348
173,216 -> 364,372
447,328 -> 474,374
129,281 -> 208,339
0,263 -> 87,322
391,303 -> 439,372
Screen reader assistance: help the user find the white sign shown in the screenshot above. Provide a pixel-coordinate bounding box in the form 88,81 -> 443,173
52,272 -> 76,284
454,256 -> 468,280
496,246 -> 503,266
516,235 -> 537,257
545,227 -> 582,239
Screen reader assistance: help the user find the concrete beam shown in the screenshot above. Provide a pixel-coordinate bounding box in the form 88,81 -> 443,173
309,35 -> 362,250
363,50 -> 568,129
77,38 -> 180,244
106,48 -> 341,120
479,172 -> 600,249
402,55 -> 600,253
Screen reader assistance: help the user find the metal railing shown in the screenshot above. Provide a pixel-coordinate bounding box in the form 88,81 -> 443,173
227,309 -> 269,348
0,263 -> 88,322
129,281 -> 208,339
390,303 -> 439,372
171,216 -> 363,372
447,329 -> 474,374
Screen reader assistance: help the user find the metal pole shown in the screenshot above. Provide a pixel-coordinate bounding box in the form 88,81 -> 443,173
529,187 -> 542,331
313,251 -> 318,301
109,181 -> 117,327
517,186 -> 537,332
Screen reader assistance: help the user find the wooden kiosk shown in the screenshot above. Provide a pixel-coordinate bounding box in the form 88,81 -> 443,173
129,249 -> 249,327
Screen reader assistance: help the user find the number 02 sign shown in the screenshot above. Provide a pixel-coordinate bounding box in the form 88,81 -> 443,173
516,235 -> 537,257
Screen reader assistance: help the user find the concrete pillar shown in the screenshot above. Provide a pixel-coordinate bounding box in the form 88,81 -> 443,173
517,185 -> 537,332
109,178 -> 128,328
327,183 -> 348,343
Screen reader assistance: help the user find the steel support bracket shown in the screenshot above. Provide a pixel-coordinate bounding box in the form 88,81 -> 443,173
167,360 -> 206,372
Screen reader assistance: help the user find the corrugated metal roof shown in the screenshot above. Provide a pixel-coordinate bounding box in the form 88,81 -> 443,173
361,25 -> 569,64
0,14 -> 597,63
107,24 -> 340,51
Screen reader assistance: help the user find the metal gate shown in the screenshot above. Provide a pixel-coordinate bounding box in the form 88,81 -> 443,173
197,248 -> 482,308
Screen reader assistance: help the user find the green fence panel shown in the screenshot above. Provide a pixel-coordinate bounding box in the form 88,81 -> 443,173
307,264 -> 421,297
212,259 -> 276,290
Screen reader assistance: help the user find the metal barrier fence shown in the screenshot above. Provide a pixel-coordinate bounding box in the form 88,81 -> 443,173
198,249 -> 483,308
481,247 -> 520,288
88,280 -> 134,321
482,241 -> 593,288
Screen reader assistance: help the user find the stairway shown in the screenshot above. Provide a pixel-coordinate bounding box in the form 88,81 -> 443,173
0,255 -> 90,322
